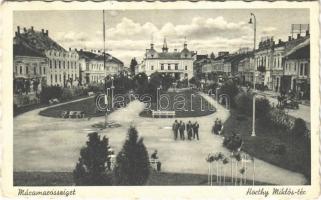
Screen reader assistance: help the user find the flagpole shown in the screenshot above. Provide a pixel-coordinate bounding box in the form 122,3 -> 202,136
103,10 -> 108,128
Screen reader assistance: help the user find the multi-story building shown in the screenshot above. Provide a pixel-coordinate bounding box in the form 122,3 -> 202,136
139,38 -> 194,80
238,56 -> 254,84
78,49 -> 124,85
46,48 -> 80,87
282,34 -> 310,98
13,42 -> 48,94
254,37 -> 274,89
271,40 -> 286,92
13,26 -> 80,87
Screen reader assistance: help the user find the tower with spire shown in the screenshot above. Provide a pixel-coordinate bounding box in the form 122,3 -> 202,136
162,37 -> 168,53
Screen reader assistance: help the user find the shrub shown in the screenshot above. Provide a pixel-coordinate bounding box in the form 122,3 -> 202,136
61,88 -> 73,101
73,132 -> 112,185
114,127 -> 150,185
219,80 -> 239,108
291,118 -> 308,137
270,109 -> 293,131
223,133 -> 243,152
39,86 -> 63,104
235,92 -> 253,116
255,97 -> 271,121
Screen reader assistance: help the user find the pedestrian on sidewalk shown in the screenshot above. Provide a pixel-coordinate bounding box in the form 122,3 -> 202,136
179,121 -> 185,140
172,120 -> 179,140
193,121 -> 200,140
187,121 -> 193,140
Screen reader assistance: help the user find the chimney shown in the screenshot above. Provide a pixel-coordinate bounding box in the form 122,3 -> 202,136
41,29 -> 44,34
45,30 -> 48,36
278,39 -> 282,44
74,48 -> 77,51
17,26 -> 20,34
31,26 -> 34,31
69,47 -> 71,51
23,27 -> 27,33
174,49 -> 177,52
297,33 -> 301,39
80,49 -> 83,52
288,36 -> 292,41
15,32 -> 18,37
306,30 -> 310,36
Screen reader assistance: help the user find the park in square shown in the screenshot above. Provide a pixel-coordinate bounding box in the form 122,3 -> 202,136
13,9 -> 311,186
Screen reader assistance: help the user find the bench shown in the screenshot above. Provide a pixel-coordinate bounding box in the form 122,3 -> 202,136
49,98 -> 60,105
87,91 -> 95,96
151,110 -> 175,118
61,110 -> 85,118
149,158 -> 161,171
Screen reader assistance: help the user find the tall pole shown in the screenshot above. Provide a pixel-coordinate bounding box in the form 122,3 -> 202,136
103,10 -> 108,128
251,13 -> 256,137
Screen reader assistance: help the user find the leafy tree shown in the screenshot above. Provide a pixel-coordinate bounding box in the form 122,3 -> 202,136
291,118 -> 308,137
255,97 -> 271,121
114,127 -> 150,185
129,58 -> 138,76
235,92 -> 253,116
73,132 -> 112,185
219,80 -> 239,107
210,52 -> 215,60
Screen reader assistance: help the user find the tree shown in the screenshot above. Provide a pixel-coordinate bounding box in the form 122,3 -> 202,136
129,58 -> 138,76
255,97 -> 271,121
291,118 -> 308,137
220,80 -> 239,107
210,52 -> 215,60
114,127 -> 150,185
73,132 -> 112,185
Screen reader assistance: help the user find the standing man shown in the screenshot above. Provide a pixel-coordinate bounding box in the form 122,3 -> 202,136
179,121 -> 185,140
193,121 -> 200,140
172,120 -> 179,140
187,121 -> 193,140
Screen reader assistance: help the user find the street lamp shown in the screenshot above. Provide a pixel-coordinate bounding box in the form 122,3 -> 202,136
249,13 -> 257,137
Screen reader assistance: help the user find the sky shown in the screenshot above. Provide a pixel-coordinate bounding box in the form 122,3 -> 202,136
14,9 -> 309,66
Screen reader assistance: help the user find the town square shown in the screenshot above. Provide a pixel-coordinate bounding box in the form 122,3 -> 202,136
12,8 -> 311,186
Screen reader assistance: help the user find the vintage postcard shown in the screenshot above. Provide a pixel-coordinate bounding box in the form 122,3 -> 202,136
0,1 -> 319,199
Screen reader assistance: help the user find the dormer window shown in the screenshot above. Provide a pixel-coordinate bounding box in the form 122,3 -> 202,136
185,54 -> 188,58
151,54 -> 154,58
161,64 -> 164,70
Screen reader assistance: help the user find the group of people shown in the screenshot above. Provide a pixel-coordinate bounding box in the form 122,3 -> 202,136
172,120 -> 200,140
212,118 -> 223,135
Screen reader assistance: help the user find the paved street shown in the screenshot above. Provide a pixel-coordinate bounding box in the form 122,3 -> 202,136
14,93 -> 306,185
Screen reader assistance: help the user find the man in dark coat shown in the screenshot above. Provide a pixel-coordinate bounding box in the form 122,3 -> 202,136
187,121 -> 193,140
193,121 -> 200,140
179,121 -> 185,140
172,120 -> 179,140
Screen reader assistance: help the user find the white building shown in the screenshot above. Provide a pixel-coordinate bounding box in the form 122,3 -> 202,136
46,49 -> 80,87
139,38 -> 194,80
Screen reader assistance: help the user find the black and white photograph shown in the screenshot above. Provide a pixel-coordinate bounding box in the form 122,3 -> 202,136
4,2 -> 318,194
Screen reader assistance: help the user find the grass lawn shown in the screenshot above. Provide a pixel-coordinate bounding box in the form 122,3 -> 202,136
14,171 -> 269,186
140,89 -> 215,118
39,97 -> 111,118
222,109 -> 310,184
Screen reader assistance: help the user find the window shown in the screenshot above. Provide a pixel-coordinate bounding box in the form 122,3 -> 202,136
151,66 -> 154,70
20,66 -> 22,74
68,61 -> 70,69
26,66 -> 29,74
59,74 -> 62,82
49,60 -> 52,69
185,66 -> 188,70
55,74 -> 57,82
59,61 -> 61,69
300,64 -> 304,76
63,61 -> 65,69
51,74 -> 53,84
168,64 -> 171,70
40,66 -> 42,74
161,64 -> 164,70
304,63 -> 308,76
43,67 -> 46,74
34,65 -> 37,75
54,60 -> 57,69
175,64 -> 178,70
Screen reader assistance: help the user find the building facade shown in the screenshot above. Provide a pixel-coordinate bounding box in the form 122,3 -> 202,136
46,49 -> 80,87
139,38 -> 194,80
13,43 -> 48,94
